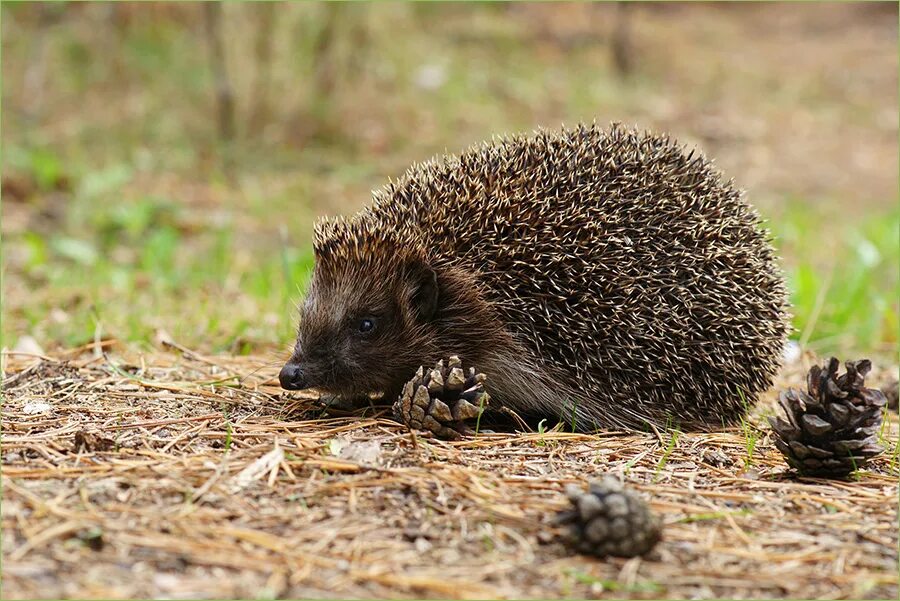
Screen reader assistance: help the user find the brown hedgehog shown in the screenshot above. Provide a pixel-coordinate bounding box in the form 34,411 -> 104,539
280,124 -> 789,436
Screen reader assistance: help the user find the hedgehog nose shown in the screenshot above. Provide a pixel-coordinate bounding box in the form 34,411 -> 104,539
279,362 -> 308,390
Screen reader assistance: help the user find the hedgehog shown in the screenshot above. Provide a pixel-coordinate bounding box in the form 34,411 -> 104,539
279,123 -> 790,437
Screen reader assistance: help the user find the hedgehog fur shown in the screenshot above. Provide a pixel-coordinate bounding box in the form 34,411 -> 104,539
280,123 -> 790,432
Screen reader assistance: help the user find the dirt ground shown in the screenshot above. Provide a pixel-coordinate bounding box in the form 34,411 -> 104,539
2,343 -> 897,600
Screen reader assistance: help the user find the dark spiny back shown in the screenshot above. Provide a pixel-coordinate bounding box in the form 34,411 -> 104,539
351,124 -> 789,428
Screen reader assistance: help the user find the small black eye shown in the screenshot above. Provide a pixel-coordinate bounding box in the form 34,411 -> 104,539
358,318 -> 376,334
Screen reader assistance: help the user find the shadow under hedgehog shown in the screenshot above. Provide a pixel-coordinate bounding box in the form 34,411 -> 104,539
279,123 -> 790,439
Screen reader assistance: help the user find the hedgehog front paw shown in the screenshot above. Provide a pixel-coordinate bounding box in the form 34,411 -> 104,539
392,356 -> 490,440
318,393 -> 373,413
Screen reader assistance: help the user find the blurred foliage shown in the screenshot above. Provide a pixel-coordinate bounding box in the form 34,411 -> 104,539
778,206 -> 899,354
1,2 -> 897,360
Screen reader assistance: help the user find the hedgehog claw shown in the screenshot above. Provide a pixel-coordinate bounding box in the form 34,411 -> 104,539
393,356 -> 490,440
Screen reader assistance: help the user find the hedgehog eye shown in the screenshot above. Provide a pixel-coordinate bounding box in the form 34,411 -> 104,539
357,318 -> 376,334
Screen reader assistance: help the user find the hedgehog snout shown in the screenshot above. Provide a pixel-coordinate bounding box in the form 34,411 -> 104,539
279,361 -> 309,390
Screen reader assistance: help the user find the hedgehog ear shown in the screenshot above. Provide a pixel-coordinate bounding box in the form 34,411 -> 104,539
408,261 -> 439,321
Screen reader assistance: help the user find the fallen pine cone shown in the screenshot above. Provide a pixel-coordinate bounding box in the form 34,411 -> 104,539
393,356 -> 489,440
769,358 -> 886,478
556,476 -> 661,557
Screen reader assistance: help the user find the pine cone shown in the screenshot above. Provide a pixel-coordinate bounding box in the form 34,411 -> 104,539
557,476 -> 662,558
769,358 -> 886,478
392,356 -> 489,440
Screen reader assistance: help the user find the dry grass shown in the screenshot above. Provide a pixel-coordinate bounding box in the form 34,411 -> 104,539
2,342 -> 897,599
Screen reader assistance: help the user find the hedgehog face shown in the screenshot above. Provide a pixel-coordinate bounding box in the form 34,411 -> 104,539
279,253 -> 440,398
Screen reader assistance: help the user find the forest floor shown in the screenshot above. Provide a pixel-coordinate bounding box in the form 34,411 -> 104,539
2,4 -> 899,599
2,343 -> 898,600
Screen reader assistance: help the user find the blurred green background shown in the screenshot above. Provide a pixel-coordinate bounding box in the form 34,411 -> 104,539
2,2 -> 898,361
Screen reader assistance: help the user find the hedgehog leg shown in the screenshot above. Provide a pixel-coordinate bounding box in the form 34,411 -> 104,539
392,357 -> 490,440
319,393 -> 372,412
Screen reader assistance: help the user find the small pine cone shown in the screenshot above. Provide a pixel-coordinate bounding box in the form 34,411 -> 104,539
769,358 -> 886,478
393,356 -> 490,439
557,476 -> 661,558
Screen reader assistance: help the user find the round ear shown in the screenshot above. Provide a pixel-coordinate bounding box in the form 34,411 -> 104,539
407,261 -> 439,321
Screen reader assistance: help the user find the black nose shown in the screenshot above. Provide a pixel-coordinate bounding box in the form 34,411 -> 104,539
279,362 -> 308,390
